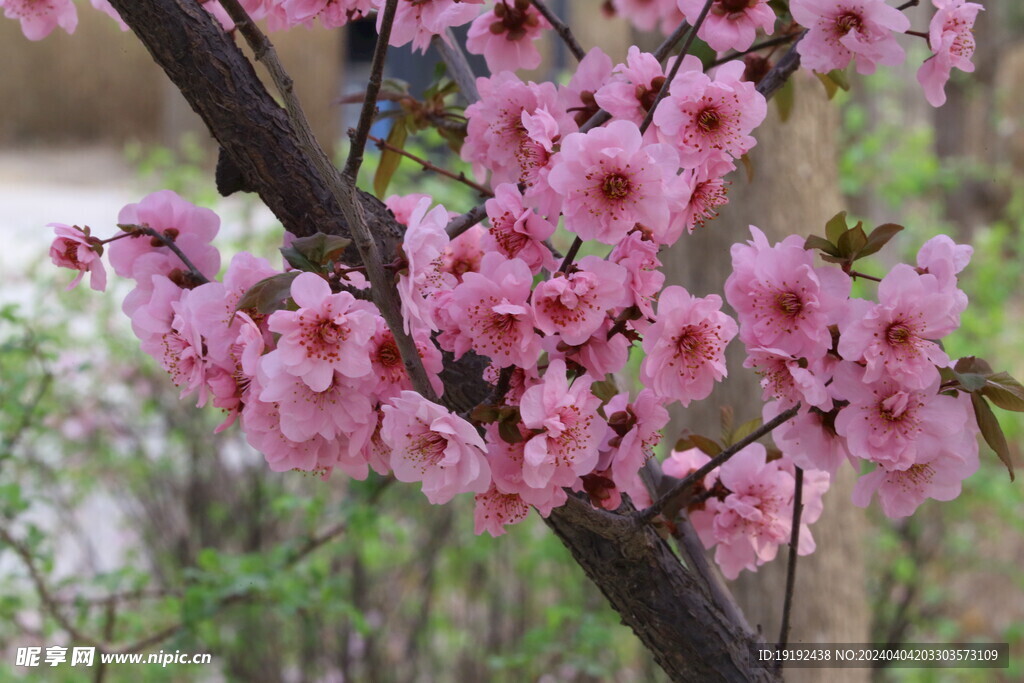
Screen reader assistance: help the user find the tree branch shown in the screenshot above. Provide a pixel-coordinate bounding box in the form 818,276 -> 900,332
637,404 -> 801,523
432,30 -> 481,103
776,466 -> 805,656
529,0 -> 586,61
368,134 -> 493,197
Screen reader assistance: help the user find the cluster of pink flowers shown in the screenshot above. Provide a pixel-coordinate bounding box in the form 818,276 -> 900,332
726,228 -> 980,520
42,0 -> 997,580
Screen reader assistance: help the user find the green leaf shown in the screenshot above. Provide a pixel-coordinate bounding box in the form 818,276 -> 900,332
591,378 -> 619,403
374,118 -> 408,198
281,233 -> 352,273
857,223 -> 904,259
837,222 -> 868,257
825,68 -> 851,92
952,372 -> 987,393
981,372 -> 1024,412
688,433 -> 722,457
729,417 -> 763,446
498,419 -> 524,444
235,271 -> 301,315
470,404 -> 501,424
971,393 -> 1015,481
825,212 -> 848,244
804,234 -> 840,256
775,78 -> 795,122
954,356 -> 994,375
815,71 -> 839,100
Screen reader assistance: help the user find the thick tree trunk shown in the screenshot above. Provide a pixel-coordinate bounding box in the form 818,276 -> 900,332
661,74 -> 871,683
103,1 -> 801,679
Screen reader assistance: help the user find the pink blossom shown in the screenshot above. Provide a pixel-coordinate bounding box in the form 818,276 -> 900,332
385,193 -> 433,225
532,256 -> 630,345
474,485 -> 532,536
257,350 -> 376,447
765,400 -> 852,475
381,391 -> 492,504
267,272 -> 378,391
485,422 -> 569,514
2,0 -> 77,40
653,56 -> 767,169
725,226 -> 850,360
462,72 -> 575,187
917,1 -> 983,107
594,46 -> 668,128
367,318 -> 445,402
441,224 -> 485,283
397,197 -> 454,333
560,47 -> 614,128
670,157 -> 734,236
482,183 -> 556,273
602,390 -> 670,487
852,395 -> 979,517
519,359 -> 603,489
543,316 -> 631,378
90,0 -> 127,30
686,444 -> 829,579
49,224 -> 106,292
609,231 -> 665,320
284,0 -> 373,28
449,252 -> 542,368
383,0 -> 482,53
838,264 -> 958,390
466,0 -> 550,73
548,120 -> 682,245
791,0 -> 911,75
744,346 -> 833,410
679,0 -> 776,53
832,362 -> 966,471
916,233 -> 971,320
613,0 -> 680,34
640,285 -> 737,405
110,190 -> 221,313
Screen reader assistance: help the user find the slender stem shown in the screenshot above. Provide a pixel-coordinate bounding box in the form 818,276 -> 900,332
117,224 -> 210,284
369,134 -> 493,197
344,0 -> 398,179
445,203 -> 489,239
897,0 -> 920,10
637,404 -> 801,523
432,30 -> 481,103
905,30 -> 930,40
638,0 -> 715,136
529,0 -> 586,61
557,237 -> 583,274
755,33 -> 805,99
849,269 -> 882,282
708,33 -> 801,68
776,466 -> 805,657
654,20 -> 690,62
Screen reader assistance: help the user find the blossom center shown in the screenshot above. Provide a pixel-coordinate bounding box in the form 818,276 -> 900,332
775,291 -> 803,317
602,173 -> 632,200
377,339 -> 402,367
835,11 -> 863,35
697,108 -> 722,133
885,321 -> 912,345
316,320 -> 345,345
410,432 -> 448,466
717,0 -> 753,13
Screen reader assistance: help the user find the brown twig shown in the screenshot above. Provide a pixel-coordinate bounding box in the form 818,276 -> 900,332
709,33 -> 802,68
897,0 -> 920,10
654,20 -> 691,62
529,0 -> 586,61
445,202 -> 489,239
637,404 -> 801,523
117,224 -> 211,284
432,29 -> 481,103
776,466 -> 805,659
368,134 -> 493,197
638,0 -> 715,136
755,34 -> 805,100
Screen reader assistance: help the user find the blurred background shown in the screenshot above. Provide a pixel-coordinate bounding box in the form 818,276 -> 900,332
0,3 -> 1022,681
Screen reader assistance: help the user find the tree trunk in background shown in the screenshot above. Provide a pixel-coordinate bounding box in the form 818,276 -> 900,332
661,75 -> 870,683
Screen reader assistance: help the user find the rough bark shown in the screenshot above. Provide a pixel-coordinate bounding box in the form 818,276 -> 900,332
545,496 -> 778,683
106,0 -> 403,260
103,1 -> 793,679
